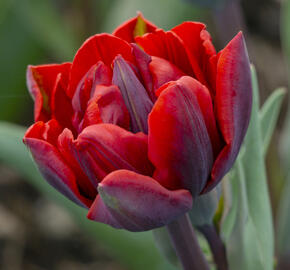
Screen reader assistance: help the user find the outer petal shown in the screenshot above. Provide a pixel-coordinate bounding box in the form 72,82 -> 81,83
149,77 -> 213,196
73,124 -> 154,187
58,129 -> 97,200
172,22 -> 217,91
23,124 -> 91,208
87,170 -> 193,232
204,32 -> 252,192
136,29 -> 194,77
67,34 -> 134,98
27,63 -> 71,122
113,13 -> 157,43
175,77 -> 222,157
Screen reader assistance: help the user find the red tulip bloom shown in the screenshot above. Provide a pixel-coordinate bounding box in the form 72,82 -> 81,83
23,14 -> 252,232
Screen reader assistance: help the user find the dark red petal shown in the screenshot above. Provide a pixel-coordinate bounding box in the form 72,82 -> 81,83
87,195 -> 123,229
51,73 -> 74,131
57,129 -> 97,199
82,85 -> 130,130
175,76 -> 222,157
131,43 -> 156,101
112,55 -> 153,133
72,61 -> 112,116
149,78 -> 213,196
27,63 -> 71,122
23,135 -> 91,208
113,13 -> 157,43
24,119 -> 62,147
136,29 -> 194,77
149,56 -> 185,91
67,34 -> 134,98
204,32 -> 252,192
73,124 -> 154,187
87,170 -> 192,232
172,22 -> 216,90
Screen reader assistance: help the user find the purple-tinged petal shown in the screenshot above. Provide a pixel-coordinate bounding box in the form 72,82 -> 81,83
58,129 -> 97,200
88,170 -> 192,232
73,124 -> 154,187
204,32 -> 252,192
72,61 -> 112,116
131,43 -> 156,101
23,130 -> 91,208
112,55 -> 153,133
149,77 -> 213,196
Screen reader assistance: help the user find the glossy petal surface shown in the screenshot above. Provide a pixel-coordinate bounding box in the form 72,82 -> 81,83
27,63 -> 71,122
136,29 -> 194,76
205,32 -> 252,192
149,56 -> 185,91
112,55 -> 153,133
172,22 -> 216,90
24,125 -> 91,208
113,13 -> 157,43
149,77 -> 213,196
67,34 -> 134,98
73,124 -> 153,187
88,170 -> 193,231
82,84 -> 130,130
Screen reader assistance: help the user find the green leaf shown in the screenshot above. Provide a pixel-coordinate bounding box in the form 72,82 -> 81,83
0,122 -> 173,270
276,172 -> 290,259
259,87 -> 286,155
221,66 -> 274,270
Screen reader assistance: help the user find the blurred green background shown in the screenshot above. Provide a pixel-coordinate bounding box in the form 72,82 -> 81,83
0,0 -> 289,269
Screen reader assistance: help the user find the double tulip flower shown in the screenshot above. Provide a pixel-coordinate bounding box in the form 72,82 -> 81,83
23,14 -> 252,232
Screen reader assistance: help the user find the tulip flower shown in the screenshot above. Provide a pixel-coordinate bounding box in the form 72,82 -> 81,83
23,13 -> 252,233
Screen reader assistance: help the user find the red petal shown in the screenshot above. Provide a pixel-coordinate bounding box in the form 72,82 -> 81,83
72,61 -> 112,116
58,129 -> 97,199
23,134 -> 91,208
175,76 -> 222,157
149,77 -> 213,196
24,119 -> 62,147
131,43 -> 156,101
67,34 -> 134,98
27,63 -> 71,122
87,170 -> 192,232
172,22 -> 216,91
205,32 -> 252,192
149,56 -> 185,91
51,73 -> 74,131
112,55 -> 153,133
82,85 -> 130,130
136,29 -> 194,77
113,13 -> 157,43
73,124 -> 154,187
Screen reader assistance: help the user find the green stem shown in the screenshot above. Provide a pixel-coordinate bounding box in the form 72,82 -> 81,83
166,214 -> 210,270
